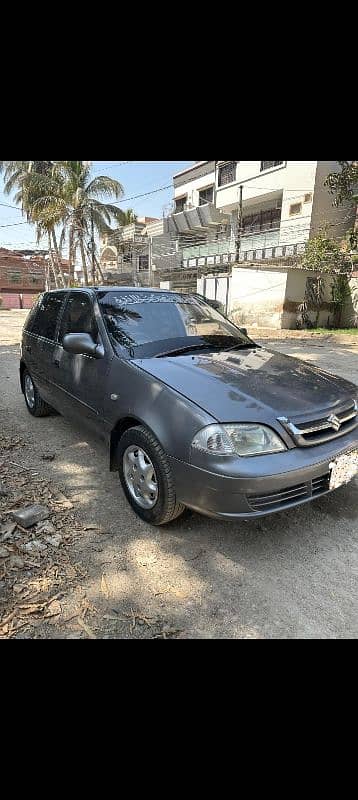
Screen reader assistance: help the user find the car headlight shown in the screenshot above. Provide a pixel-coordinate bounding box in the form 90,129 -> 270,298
191,424 -> 286,457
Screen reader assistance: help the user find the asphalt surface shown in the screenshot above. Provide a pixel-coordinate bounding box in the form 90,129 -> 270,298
1,311 -> 357,639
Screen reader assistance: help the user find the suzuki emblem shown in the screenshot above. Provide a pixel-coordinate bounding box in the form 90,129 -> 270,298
328,414 -> 341,432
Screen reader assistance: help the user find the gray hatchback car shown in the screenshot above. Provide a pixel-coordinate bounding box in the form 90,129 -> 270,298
20,287 -> 358,526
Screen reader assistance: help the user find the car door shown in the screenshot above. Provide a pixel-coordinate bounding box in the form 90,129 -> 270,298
24,292 -> 67,407
52,291 -> 113,436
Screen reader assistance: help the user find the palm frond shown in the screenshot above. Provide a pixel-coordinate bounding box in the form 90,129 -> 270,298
86,176 -> 124,199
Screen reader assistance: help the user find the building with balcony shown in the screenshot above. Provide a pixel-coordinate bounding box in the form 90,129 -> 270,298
100,217 -> 181,286
171,161 -> 354,270
164,161 -> 356,328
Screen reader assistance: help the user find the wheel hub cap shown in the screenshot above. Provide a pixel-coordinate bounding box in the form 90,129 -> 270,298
123,446 -> 158,509
24,374 -> 35,409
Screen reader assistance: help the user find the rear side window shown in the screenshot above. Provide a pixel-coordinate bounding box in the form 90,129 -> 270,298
58,293 -> 98,344
31,293 -> 65,341
24,295 -> 43,333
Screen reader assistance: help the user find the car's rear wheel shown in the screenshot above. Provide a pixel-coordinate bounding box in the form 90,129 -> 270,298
23,369 -> 52,417
118,426 -> 185,526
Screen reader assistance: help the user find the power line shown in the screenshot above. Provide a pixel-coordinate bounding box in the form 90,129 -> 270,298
111,184 -> 172,205
0,221 -> 29,228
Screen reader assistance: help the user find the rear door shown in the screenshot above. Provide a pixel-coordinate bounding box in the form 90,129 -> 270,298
23,292 -> 66,406
52,291 -> 113,435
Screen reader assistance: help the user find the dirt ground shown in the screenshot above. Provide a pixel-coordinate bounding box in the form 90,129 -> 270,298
1,310 -> 357,639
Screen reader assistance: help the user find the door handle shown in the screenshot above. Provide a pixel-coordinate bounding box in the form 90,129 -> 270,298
54,359 -> 60,368
25,345 -> 32,353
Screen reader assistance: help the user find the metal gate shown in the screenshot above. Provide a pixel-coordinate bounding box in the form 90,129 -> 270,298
1,292 -> 21,309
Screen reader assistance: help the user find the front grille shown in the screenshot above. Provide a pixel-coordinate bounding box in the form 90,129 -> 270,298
278,400 -> 357,447
312,473 -> 331,495
248,472 -> 330,512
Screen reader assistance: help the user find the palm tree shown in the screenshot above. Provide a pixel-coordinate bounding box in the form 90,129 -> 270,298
0,161 -> 66,287
35,161 -> 127,285
0,161 -> 128,287
121,209 -> 137,225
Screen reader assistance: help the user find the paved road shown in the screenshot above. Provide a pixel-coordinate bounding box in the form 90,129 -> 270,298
1,311 -> 357,639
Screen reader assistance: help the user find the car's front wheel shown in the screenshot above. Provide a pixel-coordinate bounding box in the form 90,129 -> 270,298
118,426 -> 185,526
23,369 -> 52,417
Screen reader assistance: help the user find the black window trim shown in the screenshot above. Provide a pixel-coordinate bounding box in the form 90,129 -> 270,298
57,289 -> 101,348
25,291 -> 68,344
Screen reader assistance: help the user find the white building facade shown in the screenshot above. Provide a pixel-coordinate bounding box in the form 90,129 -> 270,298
171,161 -> 352,268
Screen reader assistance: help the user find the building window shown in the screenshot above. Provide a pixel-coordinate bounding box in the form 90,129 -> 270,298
289,202 -> 302,216
138,256 -> 149,271
199,186 -> 214,205
242,207 -> 281,235
218,162 -> 237,187
304,193 -> 312,203
175,197 -> 186,213
260,161 -> 284,172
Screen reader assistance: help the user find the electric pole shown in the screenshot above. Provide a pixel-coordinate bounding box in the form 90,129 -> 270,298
148,236 -> 153,286
236,185 -> 243,262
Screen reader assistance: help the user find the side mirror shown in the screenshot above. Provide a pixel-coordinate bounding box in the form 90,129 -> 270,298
240,327 -> 248,337
63,333 -> 104,359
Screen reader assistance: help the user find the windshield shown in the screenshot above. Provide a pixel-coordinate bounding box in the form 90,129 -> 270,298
97,290 -> 254,358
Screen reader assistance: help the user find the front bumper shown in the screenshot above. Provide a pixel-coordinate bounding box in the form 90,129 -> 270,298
168,430 -> 358,520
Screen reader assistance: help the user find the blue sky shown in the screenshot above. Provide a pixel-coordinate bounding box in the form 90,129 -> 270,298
0,161 -> 194,250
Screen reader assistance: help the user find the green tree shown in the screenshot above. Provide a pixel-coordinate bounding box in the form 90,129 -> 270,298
300,232 -> 351,328
331,274 -> 351,328
0,161 -> 66,287
325,161 -> 358,254
120,209 -> 137,225
301,232 -> 350,273
324,161 -> 358,207
0,161 -> 128,287
35,161 -> 127,285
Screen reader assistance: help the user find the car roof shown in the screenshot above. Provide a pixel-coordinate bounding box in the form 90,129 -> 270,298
45,286 -> 191,295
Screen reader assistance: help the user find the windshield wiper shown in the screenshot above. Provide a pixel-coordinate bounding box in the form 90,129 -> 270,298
155,344 -> 222,359
224,342 -> 257,352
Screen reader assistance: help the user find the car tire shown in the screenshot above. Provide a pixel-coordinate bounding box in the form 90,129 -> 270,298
118,426 -> 185,526
23,369 -> 52,417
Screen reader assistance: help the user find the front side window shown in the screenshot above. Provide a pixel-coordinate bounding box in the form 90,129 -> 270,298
24,294 -> 43,333
30,293 -> 65,340
218,162 -> 237,187
97,290 -> 249,358
58,293 -> 98,344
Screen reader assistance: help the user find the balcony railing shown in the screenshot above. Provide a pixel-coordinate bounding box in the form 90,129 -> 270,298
180,242 -> 306,271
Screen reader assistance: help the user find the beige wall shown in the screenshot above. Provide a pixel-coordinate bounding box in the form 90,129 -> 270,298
229,267 -> 288,329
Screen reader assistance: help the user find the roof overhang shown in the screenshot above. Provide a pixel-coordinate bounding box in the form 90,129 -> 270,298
166,203 -> 230,235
